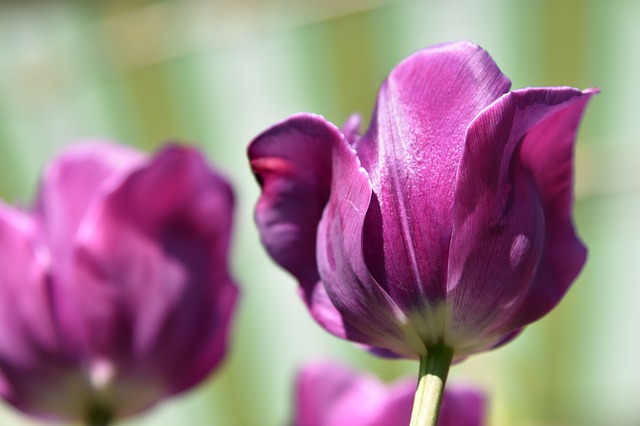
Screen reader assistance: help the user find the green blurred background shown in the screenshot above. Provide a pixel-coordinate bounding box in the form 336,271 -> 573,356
0,0 -> 636,424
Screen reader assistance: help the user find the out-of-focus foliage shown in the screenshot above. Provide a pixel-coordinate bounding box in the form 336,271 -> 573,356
0,0 -> 637,425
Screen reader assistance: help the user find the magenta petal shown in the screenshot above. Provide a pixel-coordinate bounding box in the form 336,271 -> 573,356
294,360 -> 411,426
448,87 -> 595,347
305,284 -> 347,338
0,205 -> 82,419
341,113 -> 362,146
112,145 -> 238,397
316,133 -> 420,355
0,207 -> 53,361
293,360 -> 373,426
35,142 -> 143,254
439,385 -> 486,426
368,380 -> 415,426
65,145 -> 237,408
507,88 -> 596,327
293,360 -> 486,426
356,41 -> 512,311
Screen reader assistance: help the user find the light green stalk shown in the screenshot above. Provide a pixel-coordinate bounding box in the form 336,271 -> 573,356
409,344 -> 454,426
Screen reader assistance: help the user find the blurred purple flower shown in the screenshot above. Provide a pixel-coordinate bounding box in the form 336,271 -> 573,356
294,360 -> 485,426
249,41 -> 596,359
0,142 -> 238,421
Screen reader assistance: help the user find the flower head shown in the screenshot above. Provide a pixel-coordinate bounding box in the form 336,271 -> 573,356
294,360 -> 485,426
0,142 -> 238,421
249,41 -> 596,360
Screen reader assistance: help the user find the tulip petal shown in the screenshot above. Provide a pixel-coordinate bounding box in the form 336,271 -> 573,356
57,145 -> 237,414
249,114 -> 334,290
249,115 -> 414,351
317,132 -> 423,356
510,87 -> 596,327
106,145 -> 237,396
294,360 -> 413,426
356,41 -> 512,313
294,360 -> 484,426
0,205 -> 85,419
294,360 -> 379,426
368,379 -> 415,426
35,142 -> 143,254
0,207 -> 55,362
341,113 -> 362,146
439,385 -> 486,426
447,87 -> 595,346
249,114 -> 350,337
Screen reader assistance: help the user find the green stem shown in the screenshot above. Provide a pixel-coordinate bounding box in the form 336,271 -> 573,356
85,404 -> 112,426
409,344 -> 454,426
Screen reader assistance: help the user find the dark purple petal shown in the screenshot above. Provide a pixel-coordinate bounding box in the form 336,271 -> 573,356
447,87 -> 595,347
249,114 -> 336,292
249,114 -> 351,337
356,41 -> 512,313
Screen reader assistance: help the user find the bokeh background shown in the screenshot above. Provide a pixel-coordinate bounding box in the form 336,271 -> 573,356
0,0 -> 637,425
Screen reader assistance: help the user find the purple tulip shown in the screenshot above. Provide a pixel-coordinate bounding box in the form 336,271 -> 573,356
249,41 -> 596,360
0,143 -> 238,422
294,360 -> 485,426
